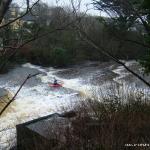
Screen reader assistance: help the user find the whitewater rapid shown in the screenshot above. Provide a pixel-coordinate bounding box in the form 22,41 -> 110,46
0,63 -> 83,149
0,61 -> 149,149
0,62 -> 105,149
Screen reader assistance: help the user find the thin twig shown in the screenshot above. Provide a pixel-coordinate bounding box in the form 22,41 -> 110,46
0,73 -> 40,116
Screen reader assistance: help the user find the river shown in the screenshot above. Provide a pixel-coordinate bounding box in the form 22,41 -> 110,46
0,61 -> 149,149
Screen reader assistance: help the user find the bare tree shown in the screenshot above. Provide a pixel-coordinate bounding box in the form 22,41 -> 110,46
0,0 -> 40,71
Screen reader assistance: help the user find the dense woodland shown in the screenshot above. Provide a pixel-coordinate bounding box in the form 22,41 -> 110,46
0,1 -> 148,68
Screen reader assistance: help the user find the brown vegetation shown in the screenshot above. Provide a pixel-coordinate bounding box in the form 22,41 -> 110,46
16,86 -> 150,150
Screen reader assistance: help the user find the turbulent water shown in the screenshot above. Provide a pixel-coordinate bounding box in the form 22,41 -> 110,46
0,61 -> 149,149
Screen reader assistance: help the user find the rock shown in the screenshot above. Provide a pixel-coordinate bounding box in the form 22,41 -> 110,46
0,88 -> 13,101
17,113 -> 72,150
0,88 -> 13,113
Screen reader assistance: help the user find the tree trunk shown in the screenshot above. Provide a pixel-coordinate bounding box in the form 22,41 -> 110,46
0,0 -> 12,24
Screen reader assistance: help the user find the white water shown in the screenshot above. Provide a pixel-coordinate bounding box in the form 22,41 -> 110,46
113,60 -> 136,84
112,60 -> 150,100
0,63 -> 83,149
0,61 -> 149,149
0,62 -> 106,149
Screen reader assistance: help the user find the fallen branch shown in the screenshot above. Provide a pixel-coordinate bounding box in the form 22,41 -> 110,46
0,73 -> 40,116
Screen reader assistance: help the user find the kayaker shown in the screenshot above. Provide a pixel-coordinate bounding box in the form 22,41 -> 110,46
54,78 -> 58,85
